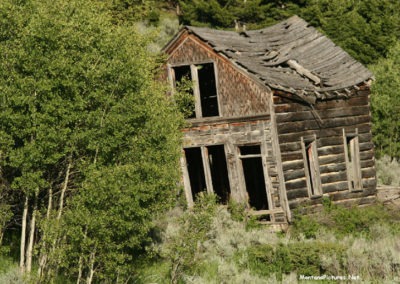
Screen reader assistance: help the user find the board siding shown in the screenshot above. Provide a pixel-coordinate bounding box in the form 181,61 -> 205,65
168,34 -> 270,117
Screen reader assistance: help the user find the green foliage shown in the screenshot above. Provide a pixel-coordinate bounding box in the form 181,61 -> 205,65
173,76 -> 195,119
103,0 -> 161,24
371,41 -> 400,159
292,202 -> 400,239
135,204 -> 400,282
227,199 -> 247,222
300,0 -> 400,64
376,155 -> 400,186
0,0 -> 183,282
292,213 -> 321,239
161,194 -> 218,283
178,0 -> 295,29
246,242 -> 346,279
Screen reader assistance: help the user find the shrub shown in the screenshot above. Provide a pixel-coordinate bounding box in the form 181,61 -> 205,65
246,241 -> 345,280
292,201 -> 400,239
161,194 -> 218,283
376,155 -> 400,186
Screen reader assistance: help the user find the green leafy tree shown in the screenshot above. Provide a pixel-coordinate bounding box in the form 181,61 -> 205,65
300,0 -> 400,64
370,41 -> 400,159
0,0 -> 183,282
178,0 -> 400,64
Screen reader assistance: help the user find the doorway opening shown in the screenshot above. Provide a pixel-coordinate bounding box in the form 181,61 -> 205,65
239,145 -> 269,210
208,145 -> 230,204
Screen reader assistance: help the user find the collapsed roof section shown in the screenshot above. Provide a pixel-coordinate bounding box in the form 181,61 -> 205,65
165,16 -> 373,104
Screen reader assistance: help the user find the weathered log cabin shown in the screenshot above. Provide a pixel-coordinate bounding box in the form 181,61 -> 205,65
163,16 -> 376,223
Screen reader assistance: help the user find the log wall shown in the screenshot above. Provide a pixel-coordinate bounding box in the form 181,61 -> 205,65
168,33 -> 270,117
273,85 -> 377,209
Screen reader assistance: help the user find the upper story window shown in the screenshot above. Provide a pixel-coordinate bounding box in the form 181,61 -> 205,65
170,62 -> 219,118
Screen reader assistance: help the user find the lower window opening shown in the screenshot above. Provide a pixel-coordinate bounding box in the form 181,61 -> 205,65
185,148 -> 206,200
208,145 -> 231,204
241,153 -> 269,210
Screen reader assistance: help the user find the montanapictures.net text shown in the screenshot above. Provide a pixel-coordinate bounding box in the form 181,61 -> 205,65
299,275 -> 361,281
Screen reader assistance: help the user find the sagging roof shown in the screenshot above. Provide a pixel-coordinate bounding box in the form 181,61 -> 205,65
165,16 -> 373,102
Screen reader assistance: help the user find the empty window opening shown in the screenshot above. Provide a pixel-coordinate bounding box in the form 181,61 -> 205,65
198,63 -> 219,117
173,65 -> 195,118
240,145 -> 269,210
185,147 -> 206,200
171,62 -> 219,118
302,139 -> 322,196
173,65 -> 192,83
208,145 -> 231,204
345,133 -> 362,191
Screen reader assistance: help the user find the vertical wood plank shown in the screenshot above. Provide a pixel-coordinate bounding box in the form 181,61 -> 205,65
180,152 -> 194,207
201,147 -> 214,194
191,64 -> 202,118
261,122 -> 274,221
271,96 -> 291,221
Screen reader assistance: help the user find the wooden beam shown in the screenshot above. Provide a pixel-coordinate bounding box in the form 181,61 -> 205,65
180,154 -> 194,207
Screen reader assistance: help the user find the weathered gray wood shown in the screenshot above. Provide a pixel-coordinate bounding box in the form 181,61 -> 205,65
360,150 -> 374,161
361,167 -> 375,179
201,147 -> 214,194
277,115 -> 371,134
274,95 -> 368,112
318,145 -> 345,156
281,151 -> 303,162
270,102 -> 291,221
330,187 -> 376,201
190,64 -> 202,118
276,105 -> 370,123
320,162 -> 347,174
286,187 -> 309,199
287,59 -> 321,84
284,169 -> 306,181
280,142 -> 302,153
282,159 -> 304,171
322,181 -> 348,193
320,171 -> 347,184
318,154 -> 345,166
180,154 -> 194,207
285,177 -> 307,191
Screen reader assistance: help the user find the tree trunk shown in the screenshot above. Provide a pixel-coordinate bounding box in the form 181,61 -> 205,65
38,186 -> 53,279
26,189 -> 38,273
20,195 -> 29,273
86,250 -> 96,284
76,225 -> 87,284
58,160 -> 72,220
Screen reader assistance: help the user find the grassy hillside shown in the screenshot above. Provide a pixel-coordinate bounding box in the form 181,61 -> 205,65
131,195 -> 400,283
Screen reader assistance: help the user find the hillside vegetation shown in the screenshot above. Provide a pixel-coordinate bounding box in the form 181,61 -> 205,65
137,196 -> 400,283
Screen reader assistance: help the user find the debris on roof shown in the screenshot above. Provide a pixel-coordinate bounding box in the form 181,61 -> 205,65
177,16 -> 373,100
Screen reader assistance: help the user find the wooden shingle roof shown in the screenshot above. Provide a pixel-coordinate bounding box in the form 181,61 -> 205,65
166,16 -> 373,102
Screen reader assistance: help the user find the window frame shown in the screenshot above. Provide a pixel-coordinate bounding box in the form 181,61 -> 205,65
181,144 -> 231,205
168,61 -> 221,119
